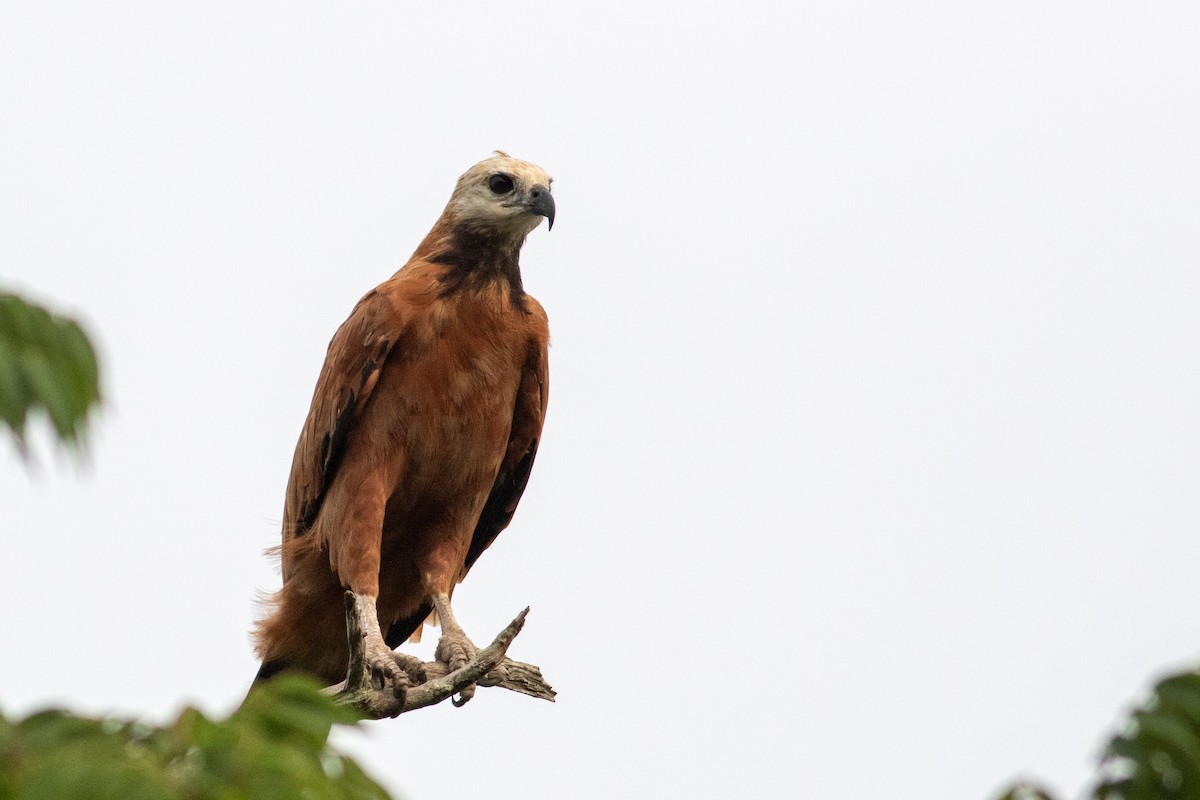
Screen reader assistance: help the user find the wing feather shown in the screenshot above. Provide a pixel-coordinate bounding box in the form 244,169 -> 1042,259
282,290 -> 399,574
462,337 -> 549,576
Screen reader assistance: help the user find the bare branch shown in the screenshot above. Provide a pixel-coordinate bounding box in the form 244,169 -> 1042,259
328,591 -> 555,719
425,657 -> 556,702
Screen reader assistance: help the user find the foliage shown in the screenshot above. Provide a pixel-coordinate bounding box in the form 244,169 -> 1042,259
0,291 -> 100,450
2,291 -> 395,798
1093,671 -> 1200,799
0,676 -> 395,800
996,782 -> 1058,800
996,669 -> 1200,800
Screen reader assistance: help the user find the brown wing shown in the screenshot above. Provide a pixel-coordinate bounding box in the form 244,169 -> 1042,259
281,289 -> 399,579
462,336 -> 549,575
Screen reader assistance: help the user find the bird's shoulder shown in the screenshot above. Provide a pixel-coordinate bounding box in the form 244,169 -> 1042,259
521,291 -> 549,330
324,265 -> 437,348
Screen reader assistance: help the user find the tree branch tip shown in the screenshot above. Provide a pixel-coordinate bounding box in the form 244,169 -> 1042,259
333,600 -> 553,718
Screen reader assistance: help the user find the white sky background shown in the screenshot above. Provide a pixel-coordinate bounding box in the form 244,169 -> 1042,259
2,2 -> 1199,798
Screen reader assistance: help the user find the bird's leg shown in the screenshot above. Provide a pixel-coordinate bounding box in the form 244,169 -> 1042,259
348,592 -> 412,703
431,592 -> 479,706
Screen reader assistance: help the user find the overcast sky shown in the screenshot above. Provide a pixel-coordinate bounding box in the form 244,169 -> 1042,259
3,2 -> 1200,798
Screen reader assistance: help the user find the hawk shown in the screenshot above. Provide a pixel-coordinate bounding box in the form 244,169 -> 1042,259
253,152 -> 554,705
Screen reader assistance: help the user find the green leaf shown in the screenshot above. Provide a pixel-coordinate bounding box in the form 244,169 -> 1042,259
17,350 -> 72,439
0,290 -> 101,449
1095,776 -> 1162,800
1154,674 -> 1200,728
0,343 -> 28,434
1135,709 -> 1200,759
994,783 -> 1060,800
1,695 -> 394,800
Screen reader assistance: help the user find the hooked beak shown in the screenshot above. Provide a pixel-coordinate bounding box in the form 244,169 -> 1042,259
529,184 -> 555,230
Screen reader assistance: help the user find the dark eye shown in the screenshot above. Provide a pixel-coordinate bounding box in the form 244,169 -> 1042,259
488,173 -> 514,194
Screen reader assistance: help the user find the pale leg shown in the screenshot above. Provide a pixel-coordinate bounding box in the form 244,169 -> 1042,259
431,592 -> 479,705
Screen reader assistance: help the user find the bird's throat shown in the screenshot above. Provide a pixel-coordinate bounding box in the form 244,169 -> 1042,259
426,225 -> 526,309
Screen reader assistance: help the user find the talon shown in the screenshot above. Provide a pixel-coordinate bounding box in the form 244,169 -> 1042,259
362,637 -> 410,705
435,626 -> 479,706
391,651 -> 427,686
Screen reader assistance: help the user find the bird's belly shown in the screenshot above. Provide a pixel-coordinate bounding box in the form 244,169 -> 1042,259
375,366 -> 517,600
404,407 -> 509,497
382,344 -> 522,516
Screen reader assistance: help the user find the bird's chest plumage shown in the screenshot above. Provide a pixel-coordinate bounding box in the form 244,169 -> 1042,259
380,292 -> 527,512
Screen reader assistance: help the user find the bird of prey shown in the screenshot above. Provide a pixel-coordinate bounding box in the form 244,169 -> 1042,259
253,152 -> 554,704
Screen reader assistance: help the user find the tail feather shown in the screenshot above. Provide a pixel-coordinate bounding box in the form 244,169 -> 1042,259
253,658 -> 289,685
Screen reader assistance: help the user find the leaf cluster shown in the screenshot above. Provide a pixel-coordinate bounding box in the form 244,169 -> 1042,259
0,292 -> 100,449
996,669 -> 1200,800
1094,671 -> 1200,799
0,676 -> 394,800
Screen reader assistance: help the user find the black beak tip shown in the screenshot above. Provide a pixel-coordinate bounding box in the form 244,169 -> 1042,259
530,185 -> 555,231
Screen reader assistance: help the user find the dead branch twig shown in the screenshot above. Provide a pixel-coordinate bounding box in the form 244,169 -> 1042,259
327,591 -> 556,719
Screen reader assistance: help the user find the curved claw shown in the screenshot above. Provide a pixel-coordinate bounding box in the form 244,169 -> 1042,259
436,628 -> 479,707
391,651 -> 428,686
364,640 -> 408,701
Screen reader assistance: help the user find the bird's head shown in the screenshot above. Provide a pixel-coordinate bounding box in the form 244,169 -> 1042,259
445,151 -> 555,240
